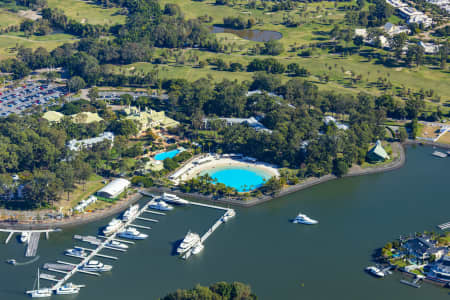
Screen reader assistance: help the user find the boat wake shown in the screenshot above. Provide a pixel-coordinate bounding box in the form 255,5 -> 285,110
9,255 -> 40,266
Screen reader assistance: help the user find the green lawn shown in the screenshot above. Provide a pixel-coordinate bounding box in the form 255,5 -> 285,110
47,0 -> 126,25
0,33 -> 78,59
0,9 -> 24,29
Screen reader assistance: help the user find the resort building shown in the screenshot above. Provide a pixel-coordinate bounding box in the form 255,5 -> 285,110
123,106 -> 179,134
67,132 -> 114,152
323,116 -> 349,130
202,117 -> 272,133
383,22 -> 410,36
429,256 -> 450,282
386,0 -> 433,27
367,140 -> 390,162
42,111 -> 64,123
419,41 -> 440,54
96,178 -> 131,199
42,111 -> 103,124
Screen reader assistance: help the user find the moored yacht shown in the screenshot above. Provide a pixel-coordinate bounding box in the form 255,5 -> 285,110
161,193 -> 190,205
80,260 -> 112,272
21,231 -> 30,243
106,240 -> 128,250
26,269 -> 52,298
122,204 -> 139,222
177,231 -> 200,254
65,247 -> 87,258
365,266 -> 385,278
292,213 -> 318,225
117,227 -> 148,240
222,209 -> 236,222
55,283 -> 81,295
192,242 -> 204,255
148,199 -> 173,211
103,219 -> 123,236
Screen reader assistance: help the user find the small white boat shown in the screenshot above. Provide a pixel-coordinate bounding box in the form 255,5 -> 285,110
161,193 -> 190,205
7,259 -> 16,265
105,240 -> 128,250
122,204 -> 139,222
80,260 -> 112,272
148,199 -> 173,211
192,242 -> 204,255
65,247 -> 87,258
55,283 -> 81,295
103,219 -> 123,236
365,266 -> 385,278
177,231 -> 200,254
292,213 -> 318,225
21,231 -> 30,243
117,227 -> 148,240
26,269 -> 52,298
222,209 -> 236,222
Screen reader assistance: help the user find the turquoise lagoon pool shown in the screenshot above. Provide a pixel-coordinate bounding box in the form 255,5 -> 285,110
200,166 -> 272,192
154,149 -> 181,161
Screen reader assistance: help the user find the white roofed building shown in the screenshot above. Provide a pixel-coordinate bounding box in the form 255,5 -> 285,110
96,178 -> 131,199
67,132 -> 114,152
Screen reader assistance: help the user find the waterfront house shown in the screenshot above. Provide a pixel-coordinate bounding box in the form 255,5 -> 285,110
367,140 -> 390,162
429,255 -> 450,282
404,237 -> 444,260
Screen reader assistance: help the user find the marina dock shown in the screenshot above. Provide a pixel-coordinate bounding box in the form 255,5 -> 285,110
438,221 -> 450,230
45,199 -> 158,292
181,202 -> 235,259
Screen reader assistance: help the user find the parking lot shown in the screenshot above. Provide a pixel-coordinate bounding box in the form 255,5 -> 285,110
0,82 -> 67,117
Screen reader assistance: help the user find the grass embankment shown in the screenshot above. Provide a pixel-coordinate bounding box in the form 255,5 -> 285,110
47,0 -> 126,25
56,174 -> 107,212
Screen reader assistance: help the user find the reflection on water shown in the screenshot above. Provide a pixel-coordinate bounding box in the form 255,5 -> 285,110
211,26 -> 282,42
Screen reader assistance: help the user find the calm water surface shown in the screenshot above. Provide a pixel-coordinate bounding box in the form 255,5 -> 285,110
0,145 -> 449,300
211,26 -> 282,42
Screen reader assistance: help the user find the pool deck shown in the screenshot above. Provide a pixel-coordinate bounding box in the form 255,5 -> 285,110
169,153 -> 279,185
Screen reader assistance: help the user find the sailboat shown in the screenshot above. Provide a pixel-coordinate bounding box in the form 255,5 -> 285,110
26,269 -> 52,298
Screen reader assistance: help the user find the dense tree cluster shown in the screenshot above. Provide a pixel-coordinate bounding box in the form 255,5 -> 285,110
160,281 -> 257,300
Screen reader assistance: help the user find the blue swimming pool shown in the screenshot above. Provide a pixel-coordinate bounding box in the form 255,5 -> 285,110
154,149 -> 181,161
201,167 -> 272,192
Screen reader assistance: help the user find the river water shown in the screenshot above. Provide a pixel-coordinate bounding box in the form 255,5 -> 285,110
0,145 -> 449,300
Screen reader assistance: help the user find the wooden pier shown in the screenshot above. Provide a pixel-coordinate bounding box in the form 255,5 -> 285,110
144,210 -> 166,216
5,232 -> 14,244
25,232 -> 40,257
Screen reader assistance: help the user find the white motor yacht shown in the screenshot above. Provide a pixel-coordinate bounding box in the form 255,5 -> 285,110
106,240 -> 128,250
80,260 -> 112,272
21,231 -> 30,243
55,283 -> 81,295
122,204 -> 139,222
292,213 -> 318,225
177,231 -> 200,254
222,209 -> 236,222
161,193 -> 190,205
148,199 -> 173,211
26,269 -> 52,298
192,242 -> 204,255
103,219 -> 123,236
117,227 -> 148,240
365,266 -> 385,278
65,247 -> 87,258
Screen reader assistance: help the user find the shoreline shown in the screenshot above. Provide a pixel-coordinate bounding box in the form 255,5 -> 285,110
147,142 -> 407,207
0,141 -> 441,229
0,193 -> 143,231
